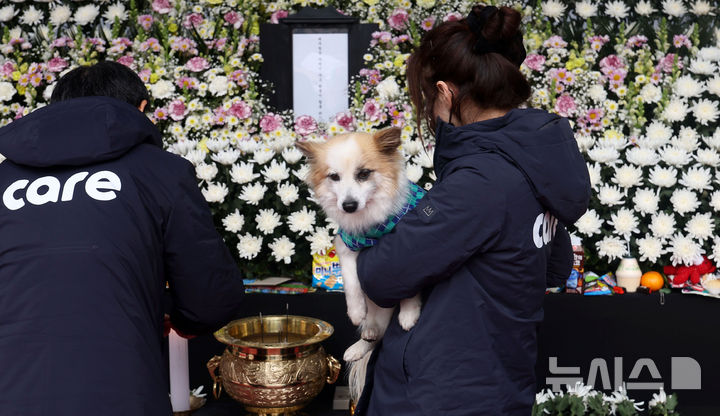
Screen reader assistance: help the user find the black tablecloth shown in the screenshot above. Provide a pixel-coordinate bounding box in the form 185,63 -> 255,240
185,292 -> 719,415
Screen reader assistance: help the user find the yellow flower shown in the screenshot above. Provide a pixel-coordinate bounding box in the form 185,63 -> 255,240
197,138 -> 209,153
168,23 -> 178,33
17,85 -> 26,96
206,0 -> 223,4
363,0 -> 379,5
416,0 -> 435,8
566,57 -> 586,71
149,73 -> 159,83
11,71 -> 21,81
393,53 -> 408,67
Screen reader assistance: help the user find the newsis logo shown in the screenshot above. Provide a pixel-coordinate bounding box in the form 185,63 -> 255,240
2,171 -> 122,211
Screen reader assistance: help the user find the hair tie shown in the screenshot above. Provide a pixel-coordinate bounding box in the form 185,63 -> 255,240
466,6 -> 504,55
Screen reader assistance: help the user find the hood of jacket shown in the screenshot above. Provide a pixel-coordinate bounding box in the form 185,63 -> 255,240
0,96 -> 162,168
433,108 -> 590,225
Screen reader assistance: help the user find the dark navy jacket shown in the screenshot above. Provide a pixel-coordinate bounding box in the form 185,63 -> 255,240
356,108 -> 590,415
0,97 -> 245,415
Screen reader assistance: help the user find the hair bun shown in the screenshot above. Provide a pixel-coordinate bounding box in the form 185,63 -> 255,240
466,4 -> 526,67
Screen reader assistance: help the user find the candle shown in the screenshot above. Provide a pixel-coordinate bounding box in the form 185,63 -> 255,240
169,329 -> 190,412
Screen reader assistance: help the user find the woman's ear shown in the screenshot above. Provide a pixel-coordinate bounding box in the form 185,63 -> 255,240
435,81 -> 453,105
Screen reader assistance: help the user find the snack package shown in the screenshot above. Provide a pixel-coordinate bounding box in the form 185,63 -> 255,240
566,269 -> 584,294
584,279 -> 612,295
312,247 -> 344,292
600,272 -> 617,288
571,235 -> 585,273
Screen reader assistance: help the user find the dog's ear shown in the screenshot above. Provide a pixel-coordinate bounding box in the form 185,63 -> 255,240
373,127 -> 402,155
295,140 -> 317,161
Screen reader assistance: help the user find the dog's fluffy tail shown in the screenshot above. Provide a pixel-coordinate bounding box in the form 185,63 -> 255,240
348,347 -> 374,403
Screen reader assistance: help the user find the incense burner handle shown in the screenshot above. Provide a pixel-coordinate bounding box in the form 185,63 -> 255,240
207,355 -> 223,399
325,354 -> 341,384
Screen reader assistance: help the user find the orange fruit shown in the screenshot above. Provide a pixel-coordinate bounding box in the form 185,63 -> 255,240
641,271 -> 665,291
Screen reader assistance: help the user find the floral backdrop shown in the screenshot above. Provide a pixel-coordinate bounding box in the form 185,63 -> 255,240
0,0 -> 719,282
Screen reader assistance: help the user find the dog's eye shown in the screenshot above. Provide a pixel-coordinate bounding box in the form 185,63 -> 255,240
328,173 -> 340,181
356,169 -> 373,181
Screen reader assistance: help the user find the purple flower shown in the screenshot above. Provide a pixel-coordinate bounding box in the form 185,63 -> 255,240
554,94 -> 577,117
169,100 -> 188,121
152,0 -> 173,14
138,15 -> 154,31
523,54 -> 545,71
46,57 -> 68,73
185,57 -> 209,72
388,9 -> 409,30
270,10 -> 289,24
224,11 -> 244,29
260,113 -> 283,133
294,115 -> 318,136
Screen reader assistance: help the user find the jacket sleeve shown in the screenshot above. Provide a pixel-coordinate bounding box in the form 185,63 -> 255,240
356,166 -> 505,308
164,162 -> 245,335
546,224 -> 572,288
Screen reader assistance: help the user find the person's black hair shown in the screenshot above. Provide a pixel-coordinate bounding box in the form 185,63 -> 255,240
50,61 -> 150,110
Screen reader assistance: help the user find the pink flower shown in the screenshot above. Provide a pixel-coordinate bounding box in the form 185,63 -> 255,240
46,57 -> 68,73
138,68 -> 151,83
443,12 -> 463,22
605,68 -> 627,87
656,53 -> 681,73
185,57 -> 209,72
15,107 -> 25,120
388,9 -> 409,30
523,54 -> 546,71
626,35 -> 648,48
673,34 -> 691,49
294,115 -> 318,136
421,17 -> 436,31
229,69 -> 248,87
138,15 -> 154,31
270,10 -> 289,24
224,11 -> 244,28
152,0 -> 173,14
229,101 -> 252,119
554,94 -> 577,117
584,108 -> 604,126
260,113 -> 283,133
154,107 -> 169,120
176,76 -> 199,90
543,35 -> 567,49
372,31 -> 393,45
589,35 -> 609,52
116,55 -> 135,68
362,99 -> 383,122
51,37 -> 74,48
599,54 -> 625,74
334,111 -> 355,130
1,62 -> 15,77
169,100 -> 188,121
183,13 -> 204,29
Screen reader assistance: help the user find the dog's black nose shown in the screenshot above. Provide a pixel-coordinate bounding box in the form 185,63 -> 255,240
342,200 -> 358,213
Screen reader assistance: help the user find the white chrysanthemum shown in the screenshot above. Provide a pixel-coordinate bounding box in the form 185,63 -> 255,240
261,159 -> 290,183
268,236 -> 295,264
277,182 -> 300,206
689,59 -> 716,75
575,1 -> 598,17
50,5 -> 72,25
710,238 -> 720,262
575,209 -> 603,236
103,2 -> 127,22
0,82 -> 16,102
238,138 -> 260,153
222,209 -> 245,233
575,134 -> 595,152
20,6 -> 43,25
293,164 -> 310,182
0,6 -> 15,23
612,165 -> 643,188
609,208 -> 640,237
648,166 -> 678,187
668,233 -> 704,266
658,146 -> 692,166
412,150 -> 433,168
662,99 -> 689,122
674,76 -> 703,98
692,99 -> 719,125
636,237 -> 665,263
699,46 -> 720,61
587,163 -> 602,189
709,191 -> 720,211
287,207 -> 316,235
640,83 -> 662,103
406,163 -> 423,183
282,147 -> 303,164
211,149 -> 241,165
255,209 -> 282,235
195,163 -> 218,181
625,147 -> 658,166
201,183 -> 229,203
588,146 -> 620,163
635,0 -> 656,15
402,139 -> 423,157
707,76 -> 720,97
74,4 -> 100,25
237,234 -> 263,260
685,213 -> 715,241
650,212 -> 676,239
209,75 -> 230,96
706,131 -> 720,150
643,121 -> 673,148
230,162 -> 259,184
306,227 -> 334,255
149,79 -> 174,99
670,189 -> 700,215
587,84 -> 608,102
674,127 -> 699,151
633,188 -> 659,216
691,0 -> 714,15
597,185 -> 625,206
605,0 -> 629,19
662,0 -> 687,16
598,130 -> 627,149
254,148 -> 276,165
541,0 -> 566,18
679,166 -> 713,190
183,149 -> 206,166
376,76 -> 401,101
239,183 -> 268,205
206,139 -> 229,153
695,148 -> 720,167
596,236 -> 628,261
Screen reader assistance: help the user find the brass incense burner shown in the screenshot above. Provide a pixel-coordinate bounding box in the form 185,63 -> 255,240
207,315 -> 341,416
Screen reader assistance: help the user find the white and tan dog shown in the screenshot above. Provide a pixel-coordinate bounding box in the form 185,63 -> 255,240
296,127 -> 422,401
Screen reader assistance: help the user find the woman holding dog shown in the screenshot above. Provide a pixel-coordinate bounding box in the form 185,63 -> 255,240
354,4 -> 590,415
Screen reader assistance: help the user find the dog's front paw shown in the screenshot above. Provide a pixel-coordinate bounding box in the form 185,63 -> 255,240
347,299 -> 367,326
343,340 -> 373,362
398,305 -> 421,331
361,324 -> 381,342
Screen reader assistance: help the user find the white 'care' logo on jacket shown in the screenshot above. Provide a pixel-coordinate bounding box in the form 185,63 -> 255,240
2,170 -> 121,211
533,211 -> 558,248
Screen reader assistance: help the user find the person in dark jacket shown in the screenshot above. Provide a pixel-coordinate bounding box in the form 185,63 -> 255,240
354,5 -> 591,415
0,61 -> 245,415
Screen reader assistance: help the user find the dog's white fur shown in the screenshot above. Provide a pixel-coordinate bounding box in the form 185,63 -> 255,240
297,128 -> 422,402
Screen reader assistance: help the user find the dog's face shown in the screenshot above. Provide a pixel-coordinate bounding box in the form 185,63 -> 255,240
297,128 -> 405,233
